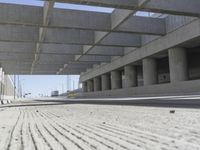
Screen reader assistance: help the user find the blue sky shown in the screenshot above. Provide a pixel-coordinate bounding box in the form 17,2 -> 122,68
0,0 -> 113,12
0,0 -> 44,6
17,75 -> 80,97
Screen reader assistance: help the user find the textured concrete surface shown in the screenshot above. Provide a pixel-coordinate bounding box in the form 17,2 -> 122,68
0,99 -> 200,150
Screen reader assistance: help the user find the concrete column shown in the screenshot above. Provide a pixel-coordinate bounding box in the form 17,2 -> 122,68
111,70 -> 122,89
82,82 -> 87,92
101,74 -> 111,91
87,80 -> 94,92
93,77 -> 101,91
143,58 -> 158,86
168,47 -> 188,82
124,65 -> 137,88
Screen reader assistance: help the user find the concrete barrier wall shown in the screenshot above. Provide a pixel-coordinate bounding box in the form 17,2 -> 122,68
4,95 -> 14,100
78,79 -> 200,98
0,74 -> 15,101
4,75 -> 15,98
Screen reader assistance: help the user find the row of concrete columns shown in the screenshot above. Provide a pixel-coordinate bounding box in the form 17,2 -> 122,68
83,47 -> 188,92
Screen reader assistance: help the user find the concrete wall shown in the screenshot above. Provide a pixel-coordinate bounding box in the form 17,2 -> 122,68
4,75 -> 15,99
0,68 -> 15,100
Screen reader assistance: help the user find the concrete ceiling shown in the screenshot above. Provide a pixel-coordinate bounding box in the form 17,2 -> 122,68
0,0 -> 199,74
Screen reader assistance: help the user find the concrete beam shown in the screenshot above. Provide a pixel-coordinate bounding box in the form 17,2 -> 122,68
143,0 -> 200,17
41,43 -> 83,55
68,61 -> 95,67
52,14 -> 165,35
77,55 -> 111,62
86,46 -> 124,56
99,32 -> 141,47
0,25 -> 39,42
4,70 -> 31,74
0,24 -> 142,47
92,8 -> 140,46
0,3 -> 42,25
0,53 -> 33,60
38,54 -> 74,64
37,61 -> 71,65
35,64 -> 63,69
43,1 -> 54,26
39,54 -> 75,60
65,65 -> 93,71
111,9 -> 134,30
0,34 -> 141,48
117,16 -> 166,35
2,63 -> 31,69
0,42 -> 128,56
45,28 -> 141,46
0,41 -> 35,53
0,61 -> 32,65
51,8 -> 111,31
63,62 -> 95,73
32,71 -> 59,74
61,68 -> 87,74
54,0 -> 138,9
34,68 -> 58,72
0,3 -> 166,35
31,1 -> 55,74
53,0 -> 200,17
39,1 -> 54,42
34,65 -> 62,70
67,66 -> 92,71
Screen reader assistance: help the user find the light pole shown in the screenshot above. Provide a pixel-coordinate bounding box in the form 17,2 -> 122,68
14,75 -> 16,99
73,80 -> 75,90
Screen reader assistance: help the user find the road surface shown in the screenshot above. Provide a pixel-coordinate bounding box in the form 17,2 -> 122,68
0,98 -> 200,150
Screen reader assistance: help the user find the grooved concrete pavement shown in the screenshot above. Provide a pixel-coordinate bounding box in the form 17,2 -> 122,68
0,99 -> 200,150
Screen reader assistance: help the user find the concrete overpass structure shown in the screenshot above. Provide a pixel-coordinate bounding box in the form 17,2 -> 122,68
0,0 -> 200,97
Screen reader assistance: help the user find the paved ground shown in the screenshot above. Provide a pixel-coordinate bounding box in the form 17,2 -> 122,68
0,99 -> 200,150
